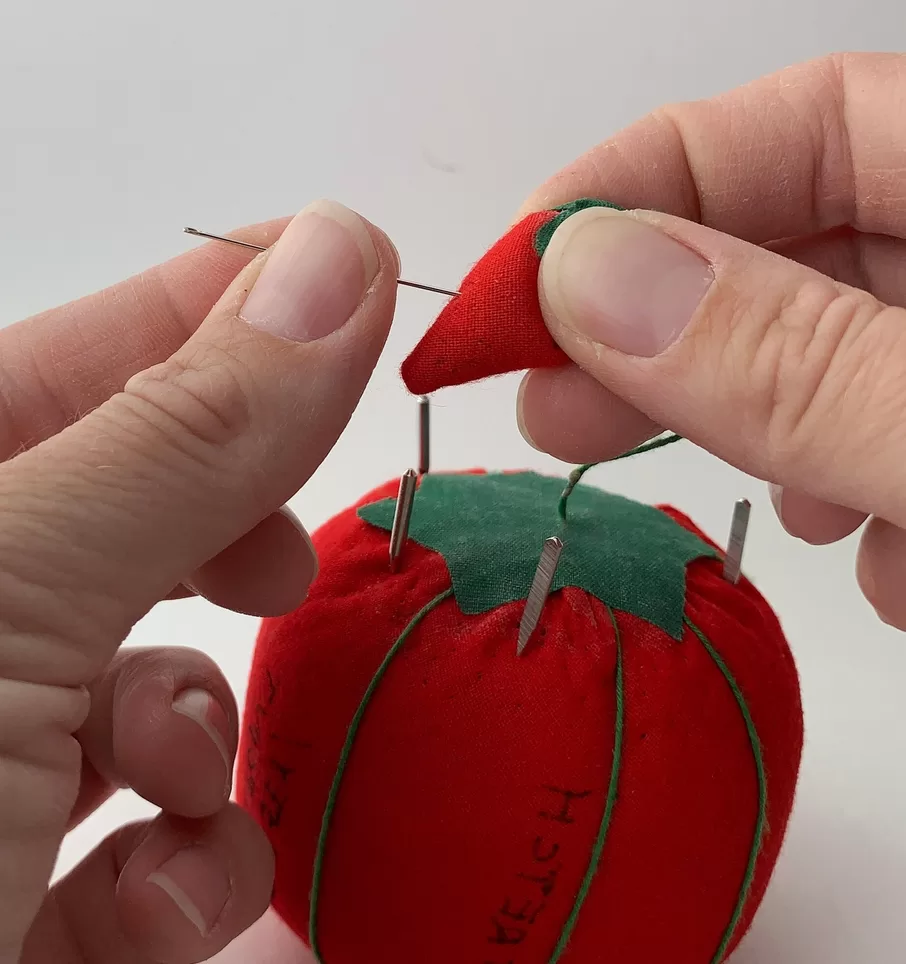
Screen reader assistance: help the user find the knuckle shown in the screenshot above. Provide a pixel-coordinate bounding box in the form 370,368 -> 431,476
702,273 -> 896,472
0,558 -> 116,685
770,292 -> 900,465
0,677 -> 88,760
0,733 -> 82,832
114,644 -> 223,697
122,339 -> 258,460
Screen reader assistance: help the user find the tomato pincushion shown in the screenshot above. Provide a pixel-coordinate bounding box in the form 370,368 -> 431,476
237,469 -> 802,964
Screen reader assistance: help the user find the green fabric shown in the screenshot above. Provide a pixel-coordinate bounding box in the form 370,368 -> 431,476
534,198 -> 625,257
358,472 -> 717,640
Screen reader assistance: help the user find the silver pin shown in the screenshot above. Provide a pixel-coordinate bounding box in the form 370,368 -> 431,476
389,469 -> 418,572
517,537 -> 564,656
183,227 -> 460,299
723,498 -> 751,584
418,396 -> 431,476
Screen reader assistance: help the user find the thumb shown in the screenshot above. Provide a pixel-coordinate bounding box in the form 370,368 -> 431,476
0,199 -> 395,959
0,199 -> 398,688
538,206 -> 906,527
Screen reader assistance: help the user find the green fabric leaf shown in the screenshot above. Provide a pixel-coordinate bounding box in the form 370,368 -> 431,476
533,198 -> 625,257
358,472 -> 717,640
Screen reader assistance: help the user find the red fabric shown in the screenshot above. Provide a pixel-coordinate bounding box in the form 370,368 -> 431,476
237,477 -> 803,964
401,211 -> 569,394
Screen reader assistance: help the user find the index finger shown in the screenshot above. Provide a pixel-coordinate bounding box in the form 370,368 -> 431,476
0,201 -> 400,686
0,217 -> 291,461
520,52 -> 906,244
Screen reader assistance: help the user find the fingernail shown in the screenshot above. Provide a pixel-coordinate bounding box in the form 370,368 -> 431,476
277,505 -> 320,583
171,688 -> 233,794
856,548 -> 877,606
515,374 -> 543,452
855,548 -> 892,628
146,845 -> 230,937
768,483 -> 791,534
240,199 -> 379,342
543,210 -> 714,356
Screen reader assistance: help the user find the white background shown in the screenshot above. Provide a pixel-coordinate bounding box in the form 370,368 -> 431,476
1,3 -> 905,962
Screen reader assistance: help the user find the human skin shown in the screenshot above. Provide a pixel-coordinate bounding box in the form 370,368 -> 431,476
2,51 -> 905,964
517,51 -> 906,631
212,51 -> 906,964
0,200 -> 401,964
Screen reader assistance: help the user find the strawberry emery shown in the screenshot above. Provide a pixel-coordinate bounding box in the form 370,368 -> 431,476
400,199 -> 623,395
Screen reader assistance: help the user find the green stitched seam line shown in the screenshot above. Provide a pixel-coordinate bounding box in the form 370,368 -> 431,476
558,432 -> 684,521
685,616 -> 768,964
548,604 -> 625,963
308,588 -> 454,963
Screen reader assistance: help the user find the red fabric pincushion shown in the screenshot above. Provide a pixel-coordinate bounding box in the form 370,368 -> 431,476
401,199 -> 623,394
237,469 -> 803,964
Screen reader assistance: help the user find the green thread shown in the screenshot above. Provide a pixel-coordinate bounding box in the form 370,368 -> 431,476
685,616 -> 768,964
309,588 -> 454,962
548,604 -> 625,963
558,432 -> 684,521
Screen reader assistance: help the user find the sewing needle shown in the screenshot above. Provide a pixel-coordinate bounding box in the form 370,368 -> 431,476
183,227 -> 460,299
723,499 -> 751,584
389,469 -> 418,572
518,537 -> 564,656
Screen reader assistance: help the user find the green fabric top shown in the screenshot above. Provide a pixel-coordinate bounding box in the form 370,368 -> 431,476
358,472 -> 717,640
534,198 -> 624,257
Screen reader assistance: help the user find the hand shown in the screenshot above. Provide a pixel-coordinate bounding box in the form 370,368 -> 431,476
0,200 -> 399,964
515,52 -> 906,628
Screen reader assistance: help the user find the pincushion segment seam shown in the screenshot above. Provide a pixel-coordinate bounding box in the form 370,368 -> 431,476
308,588 -> 454,963
685,616 -> 768,964
305,596 -> 764,964
547,603 -> 625,963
